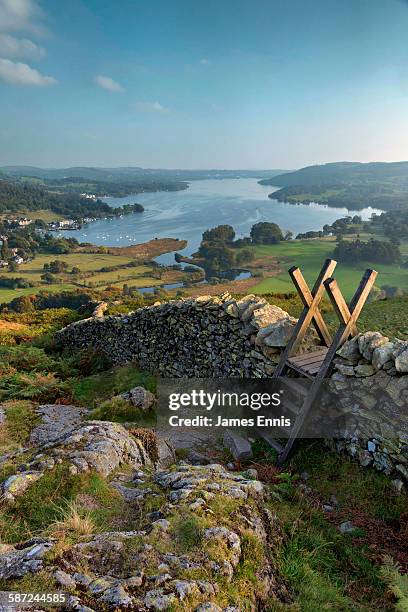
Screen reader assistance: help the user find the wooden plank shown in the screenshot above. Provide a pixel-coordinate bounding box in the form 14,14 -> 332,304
289,259 -> 336,351
290,266 -> 333,347
274,259 -> 337,376
282,398 -> 302,415
286,362 -> 314,378
281,377 -> 309,396
324,269 -> 377,347
289,349 -> 328,366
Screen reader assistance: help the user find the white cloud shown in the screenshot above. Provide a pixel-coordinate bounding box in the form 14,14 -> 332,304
0,57 -> 55,85
94,74 -> 124,92
199,58 -> 210,65
133,101 -> 170,114
0,33 -> 45,59
0,0 -> 46,36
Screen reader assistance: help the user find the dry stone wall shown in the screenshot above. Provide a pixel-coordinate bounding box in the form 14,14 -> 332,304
329,331 -> 408,484
55,292 -> 308,378
56,294 -> 408,483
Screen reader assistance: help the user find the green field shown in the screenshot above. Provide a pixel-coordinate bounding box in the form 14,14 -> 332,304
0,283 -> 77,303
251,239 -> 408,299
85,265 -> 152,285
1,253 -> 134,283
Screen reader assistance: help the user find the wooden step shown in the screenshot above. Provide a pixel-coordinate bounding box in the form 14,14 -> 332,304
281,397 -> 302,416
287,347 -> 328,377
255,429 -> 284,453
281,378 -> 309,397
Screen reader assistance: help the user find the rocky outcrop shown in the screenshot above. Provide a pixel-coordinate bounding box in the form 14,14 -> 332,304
2,420 -> 163,502
51,464 -> 287,610
55,293 -> 314,378
0,539 -> 54,580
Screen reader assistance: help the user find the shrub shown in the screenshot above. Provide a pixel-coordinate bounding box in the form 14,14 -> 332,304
0,372 -> 71,403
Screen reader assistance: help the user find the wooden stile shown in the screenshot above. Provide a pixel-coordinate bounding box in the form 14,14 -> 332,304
260,260 -> 377,464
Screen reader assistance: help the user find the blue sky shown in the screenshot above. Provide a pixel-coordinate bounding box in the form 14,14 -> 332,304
1,0 -> 408,168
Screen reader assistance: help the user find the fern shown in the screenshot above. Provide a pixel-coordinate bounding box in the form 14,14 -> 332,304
380,555 -> 408,612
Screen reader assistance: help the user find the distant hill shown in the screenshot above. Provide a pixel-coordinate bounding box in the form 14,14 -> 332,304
259,161 -> 408,211
259,161 -> 408,187
1,166 -> 288,183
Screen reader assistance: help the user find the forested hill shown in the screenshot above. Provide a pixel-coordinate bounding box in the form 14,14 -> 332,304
259,161 -> 408,211
259,161 -> 408,187
0,178 -> 113,217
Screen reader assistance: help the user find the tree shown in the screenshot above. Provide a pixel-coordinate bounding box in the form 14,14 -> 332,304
250,222 -> 283,244
46,260 -> 69,274
8,295 -> 35,313
202,225 -> 235,243
1,239 -> 10,260
41,272 -> 58,284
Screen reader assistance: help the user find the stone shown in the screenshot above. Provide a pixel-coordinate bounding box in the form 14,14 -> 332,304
223,430 -> 253,460
354,364 -> 375,377
54,569 -> 76,589
358,332 -> 389,361
258,318 -> 297,348
30,404 -> 89,446
42,421 -> 153,477
151,519 -> 170,531
338,521 -> 357,534
144,589 -> 177,610
335,364 -> 356,376
0,540 -> 53,580
372,342 -> 395,370
99,585 -> 133,607
2,471 -> 43,502
395,349 -> 408,373
396,464 -> 408,481
243,468 -> 258,479
195,604 -> 222,612
172,579 -> 200,600
156,436 -> 176,468
337,336 -> 361,363
391,479 -> 404,494
120,386 -> 156,412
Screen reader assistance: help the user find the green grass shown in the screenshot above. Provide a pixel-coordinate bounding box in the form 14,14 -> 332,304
0,401 -> 39,454
72,363 -> 156,407
290,442 -> 408,521
0,465 -> 132,543
0,283 -> 77,304
1,253 -> 134,282
260,292 -> 408,339
250,239 -> 408,300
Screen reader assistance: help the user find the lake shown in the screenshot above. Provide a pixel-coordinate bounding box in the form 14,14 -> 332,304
63,178 -> 381,265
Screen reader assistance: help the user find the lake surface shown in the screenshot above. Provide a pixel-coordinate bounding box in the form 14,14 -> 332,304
63,178 -> 381,265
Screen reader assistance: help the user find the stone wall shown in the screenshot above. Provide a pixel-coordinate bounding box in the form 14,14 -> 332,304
329,331 -> 408,485
55,292 -> 307,378
56,294 -> 407,484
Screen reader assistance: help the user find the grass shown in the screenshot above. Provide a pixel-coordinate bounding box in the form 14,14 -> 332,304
47,500 -> 96,539
289,442 -> 408,521
250,238 -> 408,300
0,465 -> 133,544
266,480 -> 393,610
1,253 -> 134,283
259,292 -> 408,339
0,283 -> 77,304
72,363 -> 156,407
0,401 -> 39,453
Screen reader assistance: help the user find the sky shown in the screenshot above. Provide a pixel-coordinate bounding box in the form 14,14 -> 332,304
1,0 -> 408,169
